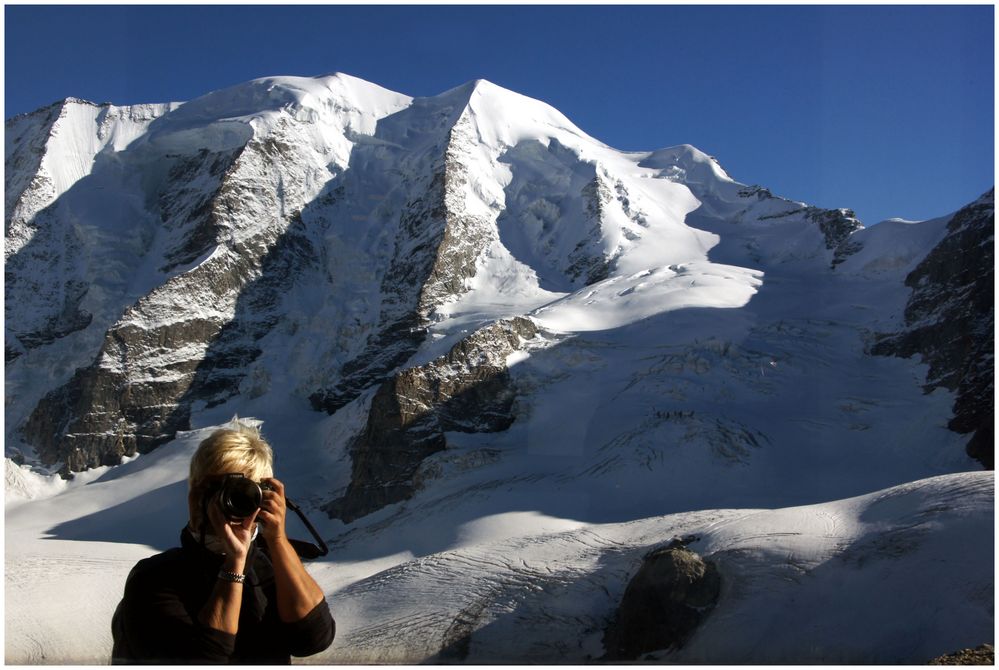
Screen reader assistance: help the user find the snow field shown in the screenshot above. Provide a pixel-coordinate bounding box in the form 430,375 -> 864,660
7,426 -> 990,665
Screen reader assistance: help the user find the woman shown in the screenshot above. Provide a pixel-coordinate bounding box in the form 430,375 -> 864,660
111,425 -> 335,663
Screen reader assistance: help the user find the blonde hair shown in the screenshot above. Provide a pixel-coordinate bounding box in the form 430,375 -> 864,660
188,426 -> 274,529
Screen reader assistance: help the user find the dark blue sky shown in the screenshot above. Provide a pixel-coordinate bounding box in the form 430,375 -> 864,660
5,5 -> 993,224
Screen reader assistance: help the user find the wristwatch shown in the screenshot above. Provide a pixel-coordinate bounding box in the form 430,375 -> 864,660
217,569 -> 246,584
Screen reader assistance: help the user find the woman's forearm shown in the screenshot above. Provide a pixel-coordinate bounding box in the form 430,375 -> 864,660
198,556 -> 246,635
267,535 -> 326,622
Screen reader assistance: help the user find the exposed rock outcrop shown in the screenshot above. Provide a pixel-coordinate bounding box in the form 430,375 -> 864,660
324,317 -> 539,523
806,206 -> 862,249
568,174 -> 614,285
928,644 -> 994,665
602,540 -> 721,661
871,189 -> 994,468
739,185 -> 865,266
807,206 -> 865,266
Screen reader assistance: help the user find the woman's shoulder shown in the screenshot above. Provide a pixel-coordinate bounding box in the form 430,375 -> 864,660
133,547 -> 186,570
125,547 -> 192,590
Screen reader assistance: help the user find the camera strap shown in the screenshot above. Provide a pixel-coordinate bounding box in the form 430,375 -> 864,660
199,492 -> 211,548
285,497 -> 330,559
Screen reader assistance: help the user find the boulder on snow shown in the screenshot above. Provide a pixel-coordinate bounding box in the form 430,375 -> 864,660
602,539 -> 720,661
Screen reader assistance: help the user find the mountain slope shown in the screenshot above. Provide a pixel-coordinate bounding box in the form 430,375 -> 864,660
8,75 -> 412,471
9,75 -> 986,482
870,189 -> 994,467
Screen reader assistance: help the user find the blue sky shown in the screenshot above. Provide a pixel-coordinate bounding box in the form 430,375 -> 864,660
4,4 -> 993,224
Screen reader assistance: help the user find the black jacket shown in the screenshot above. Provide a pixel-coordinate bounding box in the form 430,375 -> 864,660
111,527 -> 335,664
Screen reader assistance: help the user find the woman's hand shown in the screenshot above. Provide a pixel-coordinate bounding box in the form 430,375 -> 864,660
206,494 -> 258,570
258,478 -> 288,544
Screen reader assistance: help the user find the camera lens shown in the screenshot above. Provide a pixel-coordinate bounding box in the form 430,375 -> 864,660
219,476 -> 262,520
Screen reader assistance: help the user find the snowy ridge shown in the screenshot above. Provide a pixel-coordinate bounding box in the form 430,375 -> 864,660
432,83 -> 735,335
5,98 -> 177,259
530,261 -> 763,332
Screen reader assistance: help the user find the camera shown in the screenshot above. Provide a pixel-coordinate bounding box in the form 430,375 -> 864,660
200,472 -> 328,558
217,473 -> 271,521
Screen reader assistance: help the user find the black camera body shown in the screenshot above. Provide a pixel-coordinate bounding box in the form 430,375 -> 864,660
217,473 -> 272,521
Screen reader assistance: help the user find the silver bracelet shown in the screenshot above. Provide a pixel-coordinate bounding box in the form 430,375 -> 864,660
217,569 -> 246,584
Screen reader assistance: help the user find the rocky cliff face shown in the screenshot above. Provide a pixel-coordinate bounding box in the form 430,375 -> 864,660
324,317 -> 540,523
20,123 -> 329,471
928,644 -> 994,665
871,189 -> 994,468
733,185 -> 865,266
8,76 -> 411,472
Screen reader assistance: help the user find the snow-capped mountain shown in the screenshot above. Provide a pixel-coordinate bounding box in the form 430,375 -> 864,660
5,74 -> 993,663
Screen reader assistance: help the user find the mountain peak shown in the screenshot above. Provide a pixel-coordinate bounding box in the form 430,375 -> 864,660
432,78 -> 505,106
155,73 -> 410,139
443,77 -> 501,93
423,77 -> 598,151
639,143 -> 737,192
